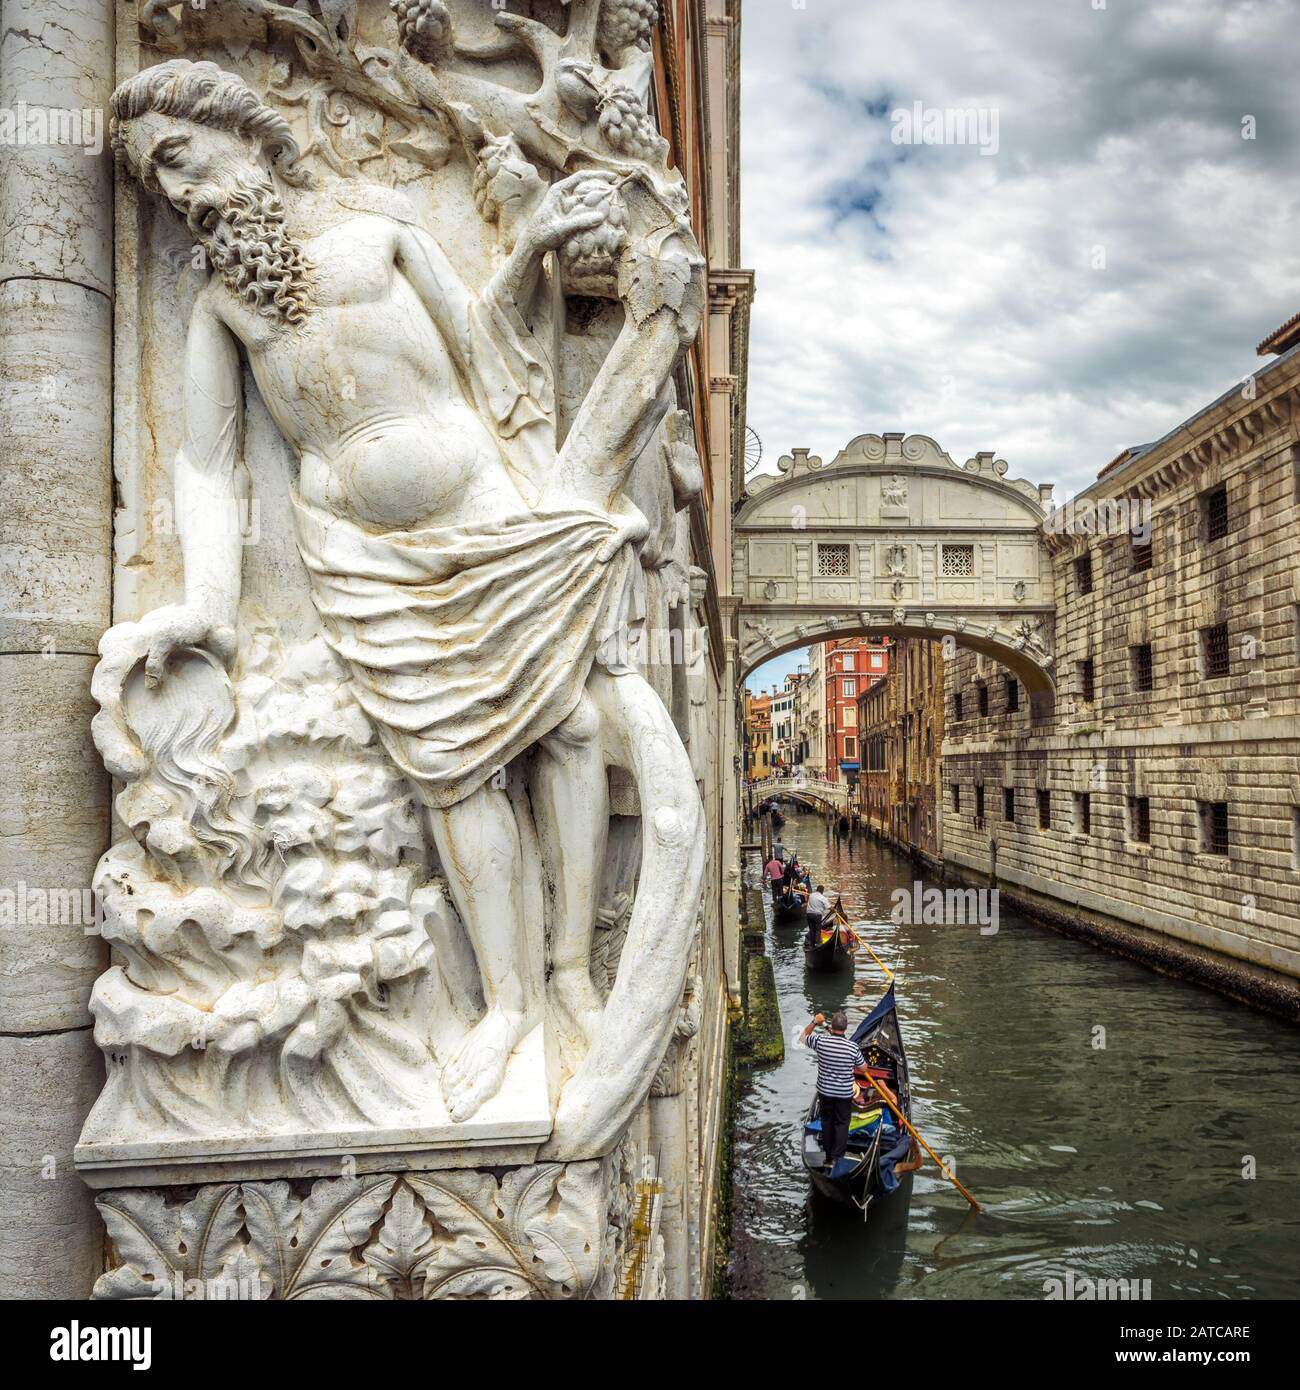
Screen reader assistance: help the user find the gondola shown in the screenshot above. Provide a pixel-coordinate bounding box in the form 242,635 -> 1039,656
801,984 -> 914,1217
803,897 -> 858,971
772,883 -> 808,926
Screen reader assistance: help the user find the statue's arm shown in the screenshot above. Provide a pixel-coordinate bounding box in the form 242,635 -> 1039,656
175,295 -> 244,631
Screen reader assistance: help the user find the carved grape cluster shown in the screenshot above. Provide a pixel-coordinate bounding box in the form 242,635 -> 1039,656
597,86 -> 667,164
599,0 -> 658,56
390,0 -> 451,63
558,176 -> 628,289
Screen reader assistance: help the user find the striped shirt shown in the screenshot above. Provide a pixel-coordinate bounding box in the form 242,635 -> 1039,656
806,1030 -> 865,1098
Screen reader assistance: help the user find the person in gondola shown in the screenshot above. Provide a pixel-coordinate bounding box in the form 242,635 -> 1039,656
805,883 -> 830,926
800,1012 -> 864,1172
764,852 -> 784,893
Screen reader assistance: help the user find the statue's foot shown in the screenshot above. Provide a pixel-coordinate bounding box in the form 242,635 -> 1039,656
550,961 -> 605,1047
441,1006 -> 523,1122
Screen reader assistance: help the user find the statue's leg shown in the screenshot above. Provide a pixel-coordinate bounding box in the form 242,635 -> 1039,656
424,781 -> 536,1122
533,689 -> 608,1048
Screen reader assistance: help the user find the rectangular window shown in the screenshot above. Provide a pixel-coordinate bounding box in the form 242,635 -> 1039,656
1006,677 -> 1020,713
842,653 -> 855,671
1073,791 -> 1091,836
1201,623 -> 1230,680
843,705 -> 856,726
1201,484 -> 1229,542
1130,642 -> 1154,693
974,783 -> 985,827
942,544 -> 975,577
1199,801 -> 1230,856
1078,657 -> 1096,703
954,692 -> 963,722
843,679 -> 856,698
1037,788 -> 1051,830
1075,553 -> 1094,595
952,783 -> 961,812
1127,795 -> 1151,844
978,684 -> 989,717
1131,534 -> 1153,573
1004,786 -> 1015,823
817,543 -> 851,577
870,653 -> 882,668
843,736 -> 857,759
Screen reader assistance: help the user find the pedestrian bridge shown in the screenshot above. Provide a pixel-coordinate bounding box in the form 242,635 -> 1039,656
735,433 -> 1058,709
751,775 -> 850,816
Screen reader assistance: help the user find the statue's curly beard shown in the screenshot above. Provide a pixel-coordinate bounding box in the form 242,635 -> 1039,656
183,170 -> 312,326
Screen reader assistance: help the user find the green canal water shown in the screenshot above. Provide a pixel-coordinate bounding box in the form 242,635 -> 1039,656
730,810 -> 1300,1300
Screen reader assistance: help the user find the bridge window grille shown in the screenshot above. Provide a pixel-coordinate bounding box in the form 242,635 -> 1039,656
1131,534 -> 1153,573
954,692 -> 964,721
1130,642 -> 1154,693
1075,553 -> 1094,595
941,544 -> 974,577
951,783 -> 961,811
1077,658 -> 1096,703
1200,624 -> 1229,680
1200,484 -> 1229,542
1128,795 -> 1151,843
1003,786 -> 1015,823
974,783 -> 985,827
1037,788 -> 1051,830
1198,801 -> 1230,856
978,684 -> 989,717
817,543 -> 851,577
1073,791 -> 1091,836
1006,677 -> 1020,713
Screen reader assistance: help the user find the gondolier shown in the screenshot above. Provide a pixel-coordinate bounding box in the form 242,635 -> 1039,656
801,1012 -> 865,1172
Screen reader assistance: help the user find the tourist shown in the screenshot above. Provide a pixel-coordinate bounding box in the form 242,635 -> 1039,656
800,1012 -> 864,1172
765,853 -> 784,892
806,883 -> 830,924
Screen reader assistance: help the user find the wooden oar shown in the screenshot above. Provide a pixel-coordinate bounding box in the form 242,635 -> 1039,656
861,1075 -> 982,1212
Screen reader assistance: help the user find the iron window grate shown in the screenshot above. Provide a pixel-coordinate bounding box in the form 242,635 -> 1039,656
1131,536 -> 1153,572
1037,788 -> 1051,830
1075,553 -> 1094,595
1131,642 -> 1153,692
1129,795 -> 1151,843
1202,485 -> 1229,542
1201,623 -> 1229,679
1078,657 -> 1096,703
1200,801 -> 1229,855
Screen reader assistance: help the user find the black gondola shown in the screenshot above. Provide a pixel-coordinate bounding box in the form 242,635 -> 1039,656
801,984 -> 914,1217
773,884 -> 807,926
803,897 -> 857,971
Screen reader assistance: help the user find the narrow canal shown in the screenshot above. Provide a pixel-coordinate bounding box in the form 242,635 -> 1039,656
730,809 -> 1300,1300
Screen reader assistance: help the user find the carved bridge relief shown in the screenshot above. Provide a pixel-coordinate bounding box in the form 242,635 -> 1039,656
80,0 -> 709,1230
736,432 -> 1058,697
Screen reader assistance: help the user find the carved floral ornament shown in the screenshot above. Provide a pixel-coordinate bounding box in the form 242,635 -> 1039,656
82,0 -> 710,1215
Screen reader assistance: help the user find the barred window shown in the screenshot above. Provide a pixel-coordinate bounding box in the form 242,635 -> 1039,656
1128,795 -> 1151,843
1130,642 -> 1154,693
1037,788 -> 1051,830
974,783 -> 985,826
1003,786 -> 1016,823
954,692 -> 964,721
1077,657 -> 1096,703
1201,624 -> 1229,680
1075,553 -> 1094,595
1073,791 -> 1091,836
952,783 -> 961,812
942,544 -> 974,577
978,684 -> 989,717
1201,485 -> 1229,542
1006,677 -> 1020,713
1131,534 -> 1153,573
817,543 -> 851,577
1199,801 -> 1229,856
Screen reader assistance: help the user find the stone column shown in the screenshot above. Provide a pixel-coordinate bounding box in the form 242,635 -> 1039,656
0,0 -> 114,1298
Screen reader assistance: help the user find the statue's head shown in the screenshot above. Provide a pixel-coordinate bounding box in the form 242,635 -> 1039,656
111,60 -> 311,324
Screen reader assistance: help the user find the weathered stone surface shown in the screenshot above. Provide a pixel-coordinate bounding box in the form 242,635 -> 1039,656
0,280 -> 112,654
0,653 -> 107,1032
0,1030 -> 103,1299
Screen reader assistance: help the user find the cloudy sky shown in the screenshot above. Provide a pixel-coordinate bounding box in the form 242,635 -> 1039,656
739,0 -> 1300,694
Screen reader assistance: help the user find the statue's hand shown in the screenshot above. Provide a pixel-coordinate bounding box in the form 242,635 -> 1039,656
524,170 -> 612,253
134,604 -> 237,688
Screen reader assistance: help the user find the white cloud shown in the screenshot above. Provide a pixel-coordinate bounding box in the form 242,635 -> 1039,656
741,0 -> 1300,499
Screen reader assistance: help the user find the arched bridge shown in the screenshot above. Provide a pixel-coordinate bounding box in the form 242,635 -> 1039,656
735,432 -> 1058,711
750,775 -> 850,817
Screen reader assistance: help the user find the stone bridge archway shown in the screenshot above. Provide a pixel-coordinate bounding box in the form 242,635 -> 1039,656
735,433 -> 1058,708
